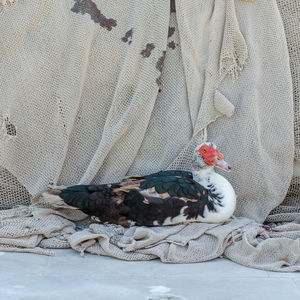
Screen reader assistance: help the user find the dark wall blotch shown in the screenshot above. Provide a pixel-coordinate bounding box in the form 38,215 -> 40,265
71,0 -> 117,31
4,118 -> 17,136
168,27 -> 175,38
170,0 -> 176,13
156,51 -> 166,87
122,29 -> 133,44
168,41 -> 176,49
141,43 -> 155,57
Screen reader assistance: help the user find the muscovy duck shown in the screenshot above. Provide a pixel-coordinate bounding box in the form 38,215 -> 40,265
44,142 -> 236,226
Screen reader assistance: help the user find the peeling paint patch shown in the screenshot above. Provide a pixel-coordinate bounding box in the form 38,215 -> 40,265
4,117 -> 17,136
71,0 -> 117,31
121,29 -> 133,45
156,51 -> 166,88
141,43 -> 155,58
168,41 -> 176,50
168,27 -> 175,38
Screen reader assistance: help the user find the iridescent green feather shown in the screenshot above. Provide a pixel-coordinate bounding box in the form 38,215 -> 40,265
140,174 -> 204,200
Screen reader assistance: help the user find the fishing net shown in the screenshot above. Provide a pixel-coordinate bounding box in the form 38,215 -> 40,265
0,0 -> 299,272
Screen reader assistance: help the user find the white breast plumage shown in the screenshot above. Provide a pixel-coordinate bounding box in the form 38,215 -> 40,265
194,172 -> 236,223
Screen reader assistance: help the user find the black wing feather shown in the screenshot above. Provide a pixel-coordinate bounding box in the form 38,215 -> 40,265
57,171 -> 215,226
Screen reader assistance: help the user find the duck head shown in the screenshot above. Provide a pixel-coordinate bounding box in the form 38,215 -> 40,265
192,142 -> 231,173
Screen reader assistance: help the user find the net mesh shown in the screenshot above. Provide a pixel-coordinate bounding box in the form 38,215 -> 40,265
1,0 -> 300,272
0,0 -> 297,225
266,0 -> 300,223
276,0 -> 300,160
0,167 -> 31,209
266,177 -> 300,223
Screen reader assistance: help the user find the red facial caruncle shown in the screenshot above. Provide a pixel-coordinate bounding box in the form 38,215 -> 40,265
198,145 -> 224,165
198,144 -> 231,172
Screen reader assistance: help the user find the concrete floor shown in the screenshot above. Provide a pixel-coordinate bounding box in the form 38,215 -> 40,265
1,249 -> 300,300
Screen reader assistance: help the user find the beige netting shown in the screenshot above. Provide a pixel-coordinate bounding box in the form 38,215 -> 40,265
267,177 -> 300,223
266,0 -> 300,223
0,167 -> 30,209
0,0 -> 294,221
0,0 -> 19,11
0,0 -> 298,272
276,0 -> 300,161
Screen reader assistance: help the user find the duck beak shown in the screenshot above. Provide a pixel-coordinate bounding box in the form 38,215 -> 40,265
215,159 -> 232,172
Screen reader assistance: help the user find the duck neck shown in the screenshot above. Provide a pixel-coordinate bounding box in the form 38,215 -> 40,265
192,166 -> 215,185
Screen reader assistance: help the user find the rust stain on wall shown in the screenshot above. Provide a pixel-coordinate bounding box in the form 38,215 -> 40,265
141,43 -> 155,58
156,51 -> 166,88
71,0 -> 117,31
122,29 -> 133,44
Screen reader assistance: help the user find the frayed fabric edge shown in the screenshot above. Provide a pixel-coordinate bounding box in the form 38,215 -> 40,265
220,54 -> 248,80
